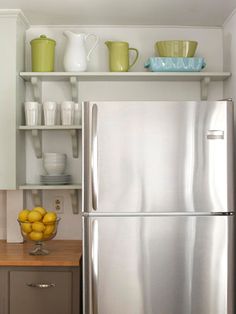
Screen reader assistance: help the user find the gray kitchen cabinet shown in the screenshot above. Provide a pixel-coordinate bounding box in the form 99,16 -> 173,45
0,266 -> 81,314
0,11 -> 27,189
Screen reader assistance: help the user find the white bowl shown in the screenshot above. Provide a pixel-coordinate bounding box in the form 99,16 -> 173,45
43,153 -> 66,160
44,157 -> 66,161
43,161 -> 66,175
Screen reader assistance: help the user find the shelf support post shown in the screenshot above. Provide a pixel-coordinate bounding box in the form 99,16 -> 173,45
200,77 -> 211,100
31,129 -> 42,158
70,76 -> 78,102
30,77 -> 42,103
31,189 -> 42,207
69,129 -> 79,158
69,189 -> 79,214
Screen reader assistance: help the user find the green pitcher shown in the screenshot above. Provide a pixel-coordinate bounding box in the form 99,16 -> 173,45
30,35 -> 56,72
105,41 -> 139,72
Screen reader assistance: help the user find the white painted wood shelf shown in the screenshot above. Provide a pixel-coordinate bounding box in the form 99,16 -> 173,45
20,71 -> 231,101
20,71 -> 231,81
19,125 -> 82,130
19,125 -> 81,158
19,184 -> 82,190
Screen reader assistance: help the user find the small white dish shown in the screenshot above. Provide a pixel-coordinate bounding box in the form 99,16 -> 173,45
40,174 -> 72,185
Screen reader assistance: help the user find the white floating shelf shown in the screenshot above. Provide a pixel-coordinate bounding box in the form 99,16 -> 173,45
20,71 -> 231,82
19,184 -> 82,190
19,125 -> 82,130
19,126 -> 81,158
20,71 -> 231,101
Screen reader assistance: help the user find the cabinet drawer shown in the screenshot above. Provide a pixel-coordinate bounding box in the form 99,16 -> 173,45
9,271 -> 72,314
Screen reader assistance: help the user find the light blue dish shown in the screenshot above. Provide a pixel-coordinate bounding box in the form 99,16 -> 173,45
144,57 -> 206,72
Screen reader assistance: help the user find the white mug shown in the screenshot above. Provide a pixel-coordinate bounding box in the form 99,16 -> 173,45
24,101 -> 42,126
74,103 -> 82,125
61,101 -> 75,125
43,101 -> 57,126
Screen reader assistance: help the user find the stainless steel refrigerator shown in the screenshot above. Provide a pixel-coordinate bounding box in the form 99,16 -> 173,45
82,100 -> 234,314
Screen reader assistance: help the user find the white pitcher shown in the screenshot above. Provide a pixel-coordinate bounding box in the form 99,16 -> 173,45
63,31 -> 99,72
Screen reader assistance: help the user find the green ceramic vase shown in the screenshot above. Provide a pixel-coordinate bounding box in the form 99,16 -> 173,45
105,41 -> 139,72
30,35 -> 56,72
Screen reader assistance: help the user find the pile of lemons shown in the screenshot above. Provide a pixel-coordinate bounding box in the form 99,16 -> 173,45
18,207 -> 58,242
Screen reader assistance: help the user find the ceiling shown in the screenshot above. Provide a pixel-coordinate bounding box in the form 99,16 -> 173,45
1,0 -> 236,26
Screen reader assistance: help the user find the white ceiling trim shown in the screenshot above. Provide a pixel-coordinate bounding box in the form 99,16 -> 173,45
0,9 -> 30,28
223,6 -> 236,27
29,24 -> 223,30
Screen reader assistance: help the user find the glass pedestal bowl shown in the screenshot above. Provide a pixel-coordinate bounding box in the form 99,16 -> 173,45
17,218 -> 60,255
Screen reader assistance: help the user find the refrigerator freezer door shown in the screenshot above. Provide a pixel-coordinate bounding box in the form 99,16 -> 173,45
83,101 -> 234,213
83,215 -> 234,314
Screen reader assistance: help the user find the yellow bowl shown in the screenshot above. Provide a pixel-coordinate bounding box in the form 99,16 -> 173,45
155,40 -> 198,57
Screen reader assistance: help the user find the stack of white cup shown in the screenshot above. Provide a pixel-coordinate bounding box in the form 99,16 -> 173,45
61,101 -> 74,125
43,101 -> 58,126
61,101 -> 81,125
24,102 -> 42,126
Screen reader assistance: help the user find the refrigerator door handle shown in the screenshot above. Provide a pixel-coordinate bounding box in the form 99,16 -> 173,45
91,219 -> 99,314
91,103 -> 98,211
207,130 -> 224,140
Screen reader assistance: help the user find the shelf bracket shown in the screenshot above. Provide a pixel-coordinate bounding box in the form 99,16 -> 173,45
69,189 -> 79,214
70,76 -> 78,102
31,129 -> 42,158
69,129 -> 79,158
200,77 -> 211,100
30,77 -> 42,103
31,189 -> 42,207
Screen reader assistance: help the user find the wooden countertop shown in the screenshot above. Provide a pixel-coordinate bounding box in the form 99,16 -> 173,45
0,240 -> 82,267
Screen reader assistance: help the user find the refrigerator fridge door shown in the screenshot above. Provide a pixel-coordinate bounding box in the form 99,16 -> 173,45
83,215 -> 234,314
83,101 -> 234,213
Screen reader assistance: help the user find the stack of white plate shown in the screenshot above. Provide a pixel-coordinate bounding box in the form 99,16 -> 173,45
40,174 -> 72,185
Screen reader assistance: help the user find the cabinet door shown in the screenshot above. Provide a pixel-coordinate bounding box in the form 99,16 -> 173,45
0,269 -> 8,314
9,271 -> 72,314
0,17 -> 26,189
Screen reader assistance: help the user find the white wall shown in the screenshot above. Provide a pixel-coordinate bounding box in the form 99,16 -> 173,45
223,11 -> 236,208
223,10 -> 236,100
25,26 -> 225,104
0,191 -> 6,239
26,26 -> 223,72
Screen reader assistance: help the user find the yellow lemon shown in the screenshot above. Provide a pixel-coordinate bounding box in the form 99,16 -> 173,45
43,233 -> 51,240
28,210 -> 42,223
43,224 -> 55,236
32,221 -> 46,232
29,231 -> 43,241
18,209 -> 30,222
21,222 -> 32,233
43,212 -> 57,224
33,206 -> 47,216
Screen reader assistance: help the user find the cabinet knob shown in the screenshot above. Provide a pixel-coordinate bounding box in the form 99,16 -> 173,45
27,283 -> 56,288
